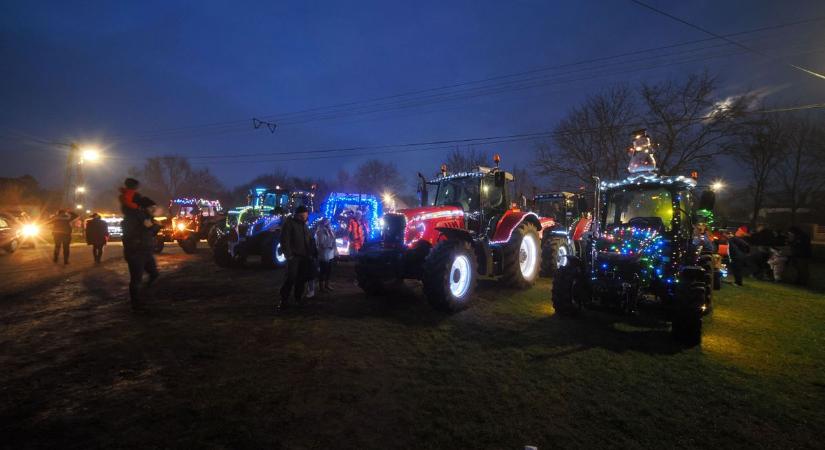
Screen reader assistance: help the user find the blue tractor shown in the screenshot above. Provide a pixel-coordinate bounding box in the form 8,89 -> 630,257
310,192 -> 383,258
213,187 -> 316,268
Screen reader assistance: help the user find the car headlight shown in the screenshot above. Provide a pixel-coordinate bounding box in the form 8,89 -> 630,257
21,223 -> 40,237
176,222 -> 187,231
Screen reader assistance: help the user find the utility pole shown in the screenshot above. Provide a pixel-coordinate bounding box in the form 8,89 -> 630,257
61,143 -> 99,212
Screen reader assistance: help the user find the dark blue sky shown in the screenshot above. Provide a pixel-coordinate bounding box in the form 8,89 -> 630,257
2,0 -> 824,194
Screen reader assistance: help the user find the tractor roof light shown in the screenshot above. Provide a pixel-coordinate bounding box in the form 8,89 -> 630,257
493,153 -> 501,167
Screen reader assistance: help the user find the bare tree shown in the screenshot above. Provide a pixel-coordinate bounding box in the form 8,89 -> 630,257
354,159 -> 404,194
535,85 -> 637,187
775,114 -> 825,224
640,72 -> 749,175
445,147 -> 487,173
732,113 -> 784,227
131,156 -> 226,205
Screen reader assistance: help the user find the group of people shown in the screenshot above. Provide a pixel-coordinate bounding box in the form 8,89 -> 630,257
721,224 -> 812,286
278,207 -> 338,312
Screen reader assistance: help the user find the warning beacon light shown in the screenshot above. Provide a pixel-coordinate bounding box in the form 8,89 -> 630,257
627,129 -> 657,174
440,164 -> 448,177
493,153 -> 501,167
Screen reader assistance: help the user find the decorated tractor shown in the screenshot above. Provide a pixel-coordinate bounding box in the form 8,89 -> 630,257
551,130 -> 717,346
156,197 -> 224,254
213,187 -> 315,268
356,155 -> 550,312
531,191 -> 591,277
312,192 -> 383,259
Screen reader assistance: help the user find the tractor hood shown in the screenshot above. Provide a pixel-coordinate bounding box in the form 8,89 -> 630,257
597,226 -> 667,263
396,205 -> 464,222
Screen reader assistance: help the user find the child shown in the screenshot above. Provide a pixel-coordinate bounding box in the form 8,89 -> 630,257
119,178 -> 142,214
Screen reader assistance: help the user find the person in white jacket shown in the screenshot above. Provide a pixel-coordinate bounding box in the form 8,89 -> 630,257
314,217 -> 337,292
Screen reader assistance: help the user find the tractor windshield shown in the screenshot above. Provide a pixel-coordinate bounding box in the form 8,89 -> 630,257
536,197 -> 567,222
432,176 -> 480,211
170,204 -> 198,217
604,187 -> 674,232
291,194 -> 313,211
261,193 -> 289,209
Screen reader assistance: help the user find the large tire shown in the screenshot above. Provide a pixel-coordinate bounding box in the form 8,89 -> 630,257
153,237 -> 165,254
551,258 -> 585,316
355,260 -> 388,295
500,223 -> 541,288
671,282 -> 705,347
4,239 -> 19,254
422,239 -> 478,312
213,235 -> 233,267
261,234 -> 286,269
179,237 -> 198,254
207,224 -> 221,248
540,236 -> 570,278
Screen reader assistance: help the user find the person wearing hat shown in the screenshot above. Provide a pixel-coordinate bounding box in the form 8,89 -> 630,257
314,216 -> 336,292
122,195 -> 162,308
278,205 -> 315,312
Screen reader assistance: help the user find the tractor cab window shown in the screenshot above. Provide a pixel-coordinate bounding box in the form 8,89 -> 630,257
291,195 -> 313,211
604,187 -> 674,232
480,176 -> 505,212
263,193 -> 288,209
423,183 -> 438,207
537,197 -> 566,222
434,177 -> 480,212
172,205 -> 197,217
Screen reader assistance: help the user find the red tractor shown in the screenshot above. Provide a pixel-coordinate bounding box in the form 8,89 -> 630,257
356,156 -> 551,312
531,191 -> 592,277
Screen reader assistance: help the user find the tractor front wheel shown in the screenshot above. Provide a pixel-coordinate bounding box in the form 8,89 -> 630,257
671,282 -> 706,347
501,223 -> 541,288
261,234 -> 287,269
422,239 -> 477,312
540,236 -> 570,277
179,237 -> 198,254
207,225 -> 221,248
213,235 -> 233,267
551,258 -> 585,316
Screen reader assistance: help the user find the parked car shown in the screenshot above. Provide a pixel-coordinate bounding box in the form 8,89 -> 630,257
0,215 -> 21,253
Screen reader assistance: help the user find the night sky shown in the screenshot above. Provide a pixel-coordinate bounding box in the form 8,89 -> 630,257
2,0 -> 824,197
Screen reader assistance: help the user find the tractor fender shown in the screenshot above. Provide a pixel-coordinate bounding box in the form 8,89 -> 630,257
435,227 -> 473,243
571,216 -> 593,242
489,211 -> 541,244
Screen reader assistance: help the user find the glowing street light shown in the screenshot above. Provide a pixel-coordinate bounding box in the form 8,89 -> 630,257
710,180 -> 725,192
76,204 -> 83,210
79,147 -> 101,164
76,186 -> 86,193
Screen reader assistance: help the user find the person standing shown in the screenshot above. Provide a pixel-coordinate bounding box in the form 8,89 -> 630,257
122,197 -> 161,308
787,226 -> 812,285
50,209 -> 78,264
85,213 -> 109,263
347,210 -> 364,254
727,231 -> 751,286
314,217 -> 336,292
278,205 -> 313,312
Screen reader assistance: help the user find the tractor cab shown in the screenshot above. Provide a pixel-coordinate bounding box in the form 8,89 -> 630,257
288,188 -> 316,213
533,192 -> 588,230
418,157 -> 513,236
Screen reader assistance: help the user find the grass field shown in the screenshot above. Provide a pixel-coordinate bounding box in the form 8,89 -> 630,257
1,252 -> 824,449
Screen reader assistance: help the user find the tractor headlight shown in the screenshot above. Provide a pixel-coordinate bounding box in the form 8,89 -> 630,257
176,222 -> 187,231
21,223 -> 40,237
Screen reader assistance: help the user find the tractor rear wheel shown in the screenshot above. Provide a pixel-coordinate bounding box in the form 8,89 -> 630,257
501,223 -> 541,288
207,224 -> 221,248
540,236 -> 570,277
551,258 -> 585,316
422,239 -> 477,312
671,282 -> 705,347
355,261 -> 388,295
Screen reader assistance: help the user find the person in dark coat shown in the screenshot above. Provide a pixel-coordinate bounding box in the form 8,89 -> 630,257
727,231 -> 751,286
85,213 -> 109,263
278,205 -> 314,312
49,209 -> 78,264
787,226 -> 812,285
122,196 -> 161,308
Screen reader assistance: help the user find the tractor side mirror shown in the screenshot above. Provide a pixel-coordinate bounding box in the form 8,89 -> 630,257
698,190 -> 716,212
494,171 -> 506,187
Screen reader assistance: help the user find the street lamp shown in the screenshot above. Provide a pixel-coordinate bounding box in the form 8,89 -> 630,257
710,180 -> 725,192
80,147 -> 101,164
76,186 -> 86,193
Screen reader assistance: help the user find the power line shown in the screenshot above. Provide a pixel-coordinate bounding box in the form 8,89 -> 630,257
103,16 -> 824,142
629,0 -> 825,81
